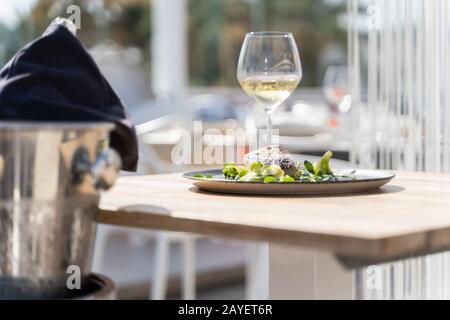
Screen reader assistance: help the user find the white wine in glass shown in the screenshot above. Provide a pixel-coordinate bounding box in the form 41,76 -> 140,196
237,32 -> 302,146
239,75 -> 301,111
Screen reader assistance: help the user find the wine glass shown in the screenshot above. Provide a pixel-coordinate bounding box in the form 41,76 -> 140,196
237,31 -> 302,146
322,65 -> 349,113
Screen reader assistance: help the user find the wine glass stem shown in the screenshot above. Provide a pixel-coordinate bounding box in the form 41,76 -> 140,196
266,110 -> 273,146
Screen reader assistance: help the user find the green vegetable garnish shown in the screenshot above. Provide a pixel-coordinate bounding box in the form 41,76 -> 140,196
237,166 -> 248,177
261,164 -> 284,178
239,172 -> 264,182
249,161 -> 263,174
222,150 -> 337,183
223,163 -> 248,179
193,173 -> 213,179
279,175 -> 295,182
314,150 -> 333,175
303,160 -> 315,175
263,176 -> 277,183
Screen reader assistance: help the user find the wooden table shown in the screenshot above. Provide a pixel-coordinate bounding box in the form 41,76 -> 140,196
97,171 -> 450,299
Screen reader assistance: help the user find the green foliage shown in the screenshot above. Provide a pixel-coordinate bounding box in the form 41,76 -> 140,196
188,0 -> 347,87
0,0 -> 346,88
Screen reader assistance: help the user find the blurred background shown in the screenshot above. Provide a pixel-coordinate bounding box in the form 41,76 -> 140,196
0,0 -> 347,86
0,0 -> 354,299
3,0 -> 450,300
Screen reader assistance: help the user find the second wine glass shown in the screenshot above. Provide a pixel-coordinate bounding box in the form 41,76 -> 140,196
237,31 -> 302,146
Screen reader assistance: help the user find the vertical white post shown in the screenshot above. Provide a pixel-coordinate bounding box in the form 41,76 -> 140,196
349,0 -> 450,299
257,244 -> 269,299
151,233 -> 171,300
151,0 -> 187,114
348,0 -> 361,167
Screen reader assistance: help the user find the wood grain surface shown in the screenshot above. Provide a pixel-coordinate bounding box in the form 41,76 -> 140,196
97,171 -> 450,260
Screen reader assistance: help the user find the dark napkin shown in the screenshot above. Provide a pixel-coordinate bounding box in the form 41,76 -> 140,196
0,23 -> 138,171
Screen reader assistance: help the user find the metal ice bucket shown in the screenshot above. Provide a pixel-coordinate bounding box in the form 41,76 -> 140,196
0,122 -> 120,296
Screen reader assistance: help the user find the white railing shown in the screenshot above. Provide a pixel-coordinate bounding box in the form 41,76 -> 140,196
349,0 -> 450,172
348,0 -> 450,300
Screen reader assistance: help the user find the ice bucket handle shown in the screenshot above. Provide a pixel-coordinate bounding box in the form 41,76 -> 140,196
72,147 -> 121,190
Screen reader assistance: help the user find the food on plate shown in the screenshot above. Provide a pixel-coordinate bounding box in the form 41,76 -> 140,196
189,146 -> 354,183
222,147 -> 351,183
243,145 -> 299,178
222,163 -> 248,179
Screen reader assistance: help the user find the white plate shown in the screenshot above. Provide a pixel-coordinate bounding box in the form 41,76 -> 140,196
183,169 -> 395,195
